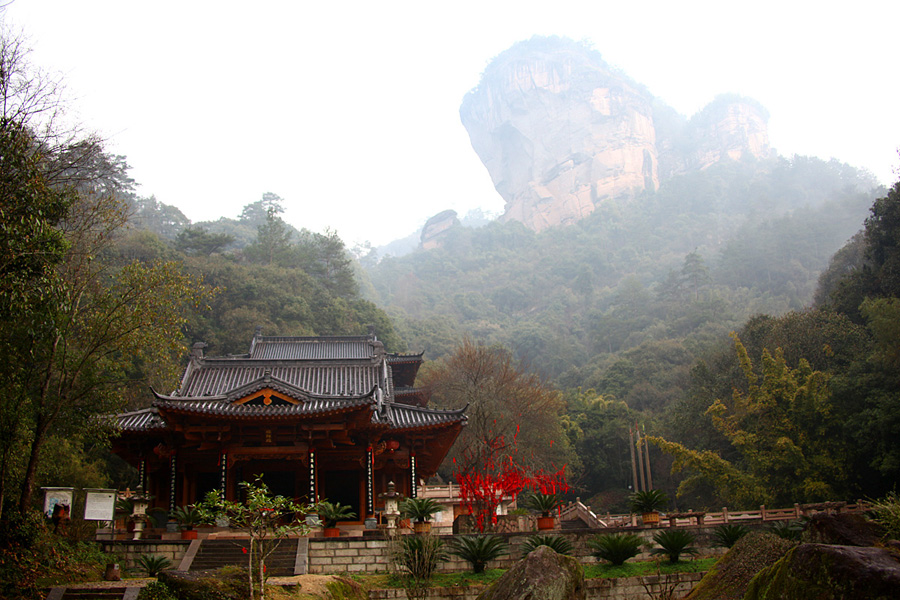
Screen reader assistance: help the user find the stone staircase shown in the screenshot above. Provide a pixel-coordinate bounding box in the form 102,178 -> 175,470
188,538 -> 301,576
45,587 -> 138,600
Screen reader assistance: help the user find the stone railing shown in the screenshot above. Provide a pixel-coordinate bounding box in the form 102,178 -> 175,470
567,499 -> 867,529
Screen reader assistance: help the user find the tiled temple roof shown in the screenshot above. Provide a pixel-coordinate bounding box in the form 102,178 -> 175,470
179,364 -> 384,398
154,394 -> 374,419
379,403 -> 468,431
249,335 -> 378,360
117,407 -> 166,432
116,334 -> 466,434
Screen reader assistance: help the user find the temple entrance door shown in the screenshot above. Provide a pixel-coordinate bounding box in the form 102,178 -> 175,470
320,469 -> 361,521
241,462 -> 307,501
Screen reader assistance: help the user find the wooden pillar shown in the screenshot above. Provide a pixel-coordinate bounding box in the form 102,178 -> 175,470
643,430 -> 653,490
366,447 -> 374,516
309,450 -> 318,502
169,453 -> 177,512
635,430 -> 647,492
219,452 -> 228,500
138,458 -> 146,491
629,428 -> 639,492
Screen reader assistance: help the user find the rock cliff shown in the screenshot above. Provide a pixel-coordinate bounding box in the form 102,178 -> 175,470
460,36 -> 771,232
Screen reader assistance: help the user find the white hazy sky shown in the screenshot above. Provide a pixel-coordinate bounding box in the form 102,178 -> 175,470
4,1 -> 899,247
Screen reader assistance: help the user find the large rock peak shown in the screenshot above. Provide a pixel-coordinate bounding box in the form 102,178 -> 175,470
460,37 -> 771,232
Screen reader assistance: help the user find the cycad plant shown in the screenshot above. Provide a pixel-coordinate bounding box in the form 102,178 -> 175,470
520,534 -> 573,557
769,519 -> 804,541
392,534 -> 446,599
526,492 -> 562,517
651,529 -> 698,563
171,505 -> 202,529
587,533 -> 644,565
629,490 -> 669,514
137,554 -> 172,577
712,523 -> 750,548
400,497 -> 443,523
449,535 -> 508,573
317,500 -> 357,528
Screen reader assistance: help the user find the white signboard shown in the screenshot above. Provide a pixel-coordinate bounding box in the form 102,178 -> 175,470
84,489 -> 117,521
42,487 -> 74,519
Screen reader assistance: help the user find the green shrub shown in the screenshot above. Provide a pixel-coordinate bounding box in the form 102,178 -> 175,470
391,534 -> 446,599
870,491 -> 900,541
520,534 -> 573,557
768,520 -> 804,541
587,533 -> 644,565
651,529 -> 698,563
137,554 -> 172,576
449,535 -> 507,573
712,523 -> 750,548
137,581 -> 177,600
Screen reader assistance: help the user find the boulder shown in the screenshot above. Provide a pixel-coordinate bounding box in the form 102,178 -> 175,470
802,512 -> 879,547
476,545 -> 584,600
158,568 -> 249,600
684,532 -> 795,600
744,543 -> 900,599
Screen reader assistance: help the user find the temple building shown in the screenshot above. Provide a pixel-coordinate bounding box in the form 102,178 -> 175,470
112,331 -> 467,522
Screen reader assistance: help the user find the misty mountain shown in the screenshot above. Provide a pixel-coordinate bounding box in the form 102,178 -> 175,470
459,36 -> 772,234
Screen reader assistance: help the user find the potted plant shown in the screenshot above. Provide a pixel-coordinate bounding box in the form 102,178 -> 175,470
400,497 -> 442,534
171,505 -> 202,539
629,489 -> 669,526
526,492 -> 561,530
317,500 -> 356,537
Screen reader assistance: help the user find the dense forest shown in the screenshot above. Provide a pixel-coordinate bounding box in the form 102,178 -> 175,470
364,155 -> 900,510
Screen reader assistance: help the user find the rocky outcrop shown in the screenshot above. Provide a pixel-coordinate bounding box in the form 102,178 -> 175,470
744,543 -> 900,599
421,209 -> 460,250
802,512 -> 880,547
477,545 -> 584,600
460,36 -> 771,232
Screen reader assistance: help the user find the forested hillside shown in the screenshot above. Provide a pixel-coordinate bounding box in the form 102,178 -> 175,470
125,194 -> 403,362
368,156 -> 878,381
366,155 -> 897,509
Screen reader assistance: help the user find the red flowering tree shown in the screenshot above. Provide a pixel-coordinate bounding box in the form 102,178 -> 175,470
454,433 -> 569,531
423,339 -> 573,530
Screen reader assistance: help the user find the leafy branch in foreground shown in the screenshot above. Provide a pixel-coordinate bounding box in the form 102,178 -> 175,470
196,477 -> 314,600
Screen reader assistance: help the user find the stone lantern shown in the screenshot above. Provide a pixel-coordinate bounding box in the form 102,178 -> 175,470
379,481 -> 402,530
129,485 -> 153,540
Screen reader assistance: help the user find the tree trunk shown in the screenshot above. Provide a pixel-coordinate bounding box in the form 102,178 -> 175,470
19,420 -> 47,512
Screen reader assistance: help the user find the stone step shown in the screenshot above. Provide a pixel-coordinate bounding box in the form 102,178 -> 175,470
188,538 -> 299,575
59,589 -> 128,600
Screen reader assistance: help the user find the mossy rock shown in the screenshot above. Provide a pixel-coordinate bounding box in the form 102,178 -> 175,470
477,545 -> 584,600
158,567 -> 250,600
801,513 -> 879,547
744,543 -> 900,599
684,532 -> 794,600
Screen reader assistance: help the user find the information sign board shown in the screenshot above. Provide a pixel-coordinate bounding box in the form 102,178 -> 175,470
84,489 -> 117,521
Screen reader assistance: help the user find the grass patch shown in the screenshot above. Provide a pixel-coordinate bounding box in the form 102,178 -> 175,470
358,569 -> 506,589
350,559 -> 714,590
583,557 -> 717,579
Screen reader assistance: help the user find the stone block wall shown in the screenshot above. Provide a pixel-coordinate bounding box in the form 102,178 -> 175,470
366,572 -> 705,599
100,540 -> 191,570
308,526 -> 726,575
